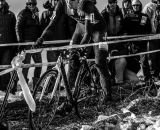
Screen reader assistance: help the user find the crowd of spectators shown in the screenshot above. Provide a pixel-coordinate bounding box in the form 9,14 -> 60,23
0,0 -> 160,101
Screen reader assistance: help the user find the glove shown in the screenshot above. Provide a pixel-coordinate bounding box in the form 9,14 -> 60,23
35,37 -> 43,46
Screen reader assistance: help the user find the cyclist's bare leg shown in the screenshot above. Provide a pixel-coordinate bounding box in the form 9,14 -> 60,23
115,58 -> 127,84
124,69 -> 140,83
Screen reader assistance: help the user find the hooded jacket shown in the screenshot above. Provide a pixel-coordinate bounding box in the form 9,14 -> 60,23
0,2 -> 17,44
16,6 -> 41,42
40,0 -> 77,41
101,5 -> 123,36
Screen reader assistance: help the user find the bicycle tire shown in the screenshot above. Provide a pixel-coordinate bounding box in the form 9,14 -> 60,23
74,62 -> 105,109
29,69 -> 60,130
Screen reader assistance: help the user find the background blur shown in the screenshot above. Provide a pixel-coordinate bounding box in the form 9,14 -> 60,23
8,0 -> 150,16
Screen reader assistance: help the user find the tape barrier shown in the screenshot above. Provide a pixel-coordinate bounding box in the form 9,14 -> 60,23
0,39 -> 70,47
25,34 -> 160,54
0,33 -> 160,76
0,48 -> 160,76
0,34 -> 154,47
107,49 -> 160,60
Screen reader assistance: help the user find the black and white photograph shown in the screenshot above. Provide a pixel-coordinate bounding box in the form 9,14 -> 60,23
1,0 -> 160,129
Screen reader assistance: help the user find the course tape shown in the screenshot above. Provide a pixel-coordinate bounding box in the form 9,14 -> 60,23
25,34 -> 160,54
0,34 -> 160,76
0,48 -> 160,76
0,34 -> 153,47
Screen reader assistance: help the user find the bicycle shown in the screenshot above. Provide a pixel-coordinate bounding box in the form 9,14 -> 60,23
28,48 -> 105,130
0,51 -> 35,126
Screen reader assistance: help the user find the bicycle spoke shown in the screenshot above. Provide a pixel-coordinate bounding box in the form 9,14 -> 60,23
75,63 -> 105,109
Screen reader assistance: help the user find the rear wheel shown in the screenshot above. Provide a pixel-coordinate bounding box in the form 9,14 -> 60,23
29,69 -> 60,129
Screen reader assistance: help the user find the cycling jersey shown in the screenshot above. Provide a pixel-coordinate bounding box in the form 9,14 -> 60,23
40,0 -> 106,44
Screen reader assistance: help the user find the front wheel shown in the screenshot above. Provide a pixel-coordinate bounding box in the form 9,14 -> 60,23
74,62 -> 105,109
28,69 -> 60,130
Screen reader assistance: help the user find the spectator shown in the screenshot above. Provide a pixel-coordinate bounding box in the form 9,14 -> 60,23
0,0 -> 17,91
148,0 -> 160,79
121,0 -> 133,17
36,0 -> 111,102
101,0 -> 123,36
40,0 -> 58,31
40,0 -> 76,71
142,0 -> 157,33
117,0 -> 151,84
16,0 -> 42,86
101,0 -> 125,84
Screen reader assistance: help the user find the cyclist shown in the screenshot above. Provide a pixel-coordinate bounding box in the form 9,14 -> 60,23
36,0 -> 111,107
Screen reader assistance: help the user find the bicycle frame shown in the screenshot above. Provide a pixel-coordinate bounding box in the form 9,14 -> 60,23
39,50 -> 96,117
38,49 -> 100,119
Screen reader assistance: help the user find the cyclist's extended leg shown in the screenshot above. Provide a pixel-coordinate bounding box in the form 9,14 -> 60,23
95,46 -> 112,101
114,58 -> 127,84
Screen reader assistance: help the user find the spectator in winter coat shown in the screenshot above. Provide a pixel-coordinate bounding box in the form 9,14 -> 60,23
40,0 -> 59,31
40,0 -> 77,71
16,0 -> 42,86
0,0 -> 17,91
147,0 -> 160,79
142,0 -> 157,33
114,0 -> 151,84
101,0 -> 126,84
39,0 -> 76,71
101,0 -> 123,37
40,0 -> 59,71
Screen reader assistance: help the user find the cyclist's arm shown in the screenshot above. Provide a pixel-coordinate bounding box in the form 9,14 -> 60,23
40,0 -> 64,40
79,1 -> 96,45
70,23 -> 81,45
39,11 -> 47,32
79,19 -> 92,45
